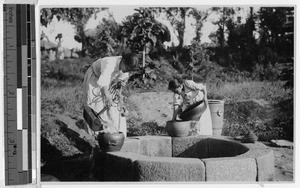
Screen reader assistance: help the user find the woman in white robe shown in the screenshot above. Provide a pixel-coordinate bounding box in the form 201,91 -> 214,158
168,78 -> 213,135
83,53 -> 139,137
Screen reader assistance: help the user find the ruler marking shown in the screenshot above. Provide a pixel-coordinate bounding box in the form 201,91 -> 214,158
21,5 -> 27,45
22,46 -> 28,86
17,5 -> 22,89
22,130 -> 28,170
23,171 -> 28,184
30,5 -> 35,50
28,115 -> 32,183
28,96 -> 31,114
27,22 -> 31,57
16,4 -> 23,178
22,88 -> 28,129
6,96 -> 16,99
17,130 -> 23,184
28,59 -> 32,76
7,144 -> 17,146
28,77 -> 31,93
17,89 -> 22,130
27,4 -> 30,22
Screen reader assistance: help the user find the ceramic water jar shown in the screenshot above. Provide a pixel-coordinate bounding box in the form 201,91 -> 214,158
97,132 -> 125,152
166,120 -> 191,137
179,100 -> 207,121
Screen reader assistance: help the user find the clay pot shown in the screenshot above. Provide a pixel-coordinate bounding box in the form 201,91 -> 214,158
179,100 -> 207,121
97,132 -> 125,152
165,120 -> 191,137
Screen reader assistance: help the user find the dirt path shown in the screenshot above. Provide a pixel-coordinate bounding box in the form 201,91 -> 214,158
126,92 -> 173,127
271,146 -> 294,181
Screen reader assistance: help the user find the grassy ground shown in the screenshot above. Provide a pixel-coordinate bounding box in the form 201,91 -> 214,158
208,81 -> 292,103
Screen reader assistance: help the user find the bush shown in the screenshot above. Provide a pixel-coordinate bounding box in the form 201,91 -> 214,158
222,119 -> 286,142
252,62 -> 283,81
273,98 -> 294,141
280,62 -> 294,89
222,99 -> 292,141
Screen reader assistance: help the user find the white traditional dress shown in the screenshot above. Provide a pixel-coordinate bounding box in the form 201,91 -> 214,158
83,56 -> 129,136
173,80 -> 213,135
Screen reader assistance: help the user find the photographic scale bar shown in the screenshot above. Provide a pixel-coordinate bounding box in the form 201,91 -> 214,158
3,4 -> 37,185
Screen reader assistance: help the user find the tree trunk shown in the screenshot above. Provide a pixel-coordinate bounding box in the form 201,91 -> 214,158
142,46 -> 146,79
143,46 -> 146,67
178,8 -> 186,48
81,34 -> 86,57
76,24 -> 86,57
178,29 -> 185,48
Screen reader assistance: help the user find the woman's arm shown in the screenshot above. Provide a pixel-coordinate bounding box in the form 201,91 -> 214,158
173,93 -> 183,121
173,105 -> 182,121
95,58 -> 117,107
101,86 -> 113,107
185,80 -> 206,91
185,80 -> 207,103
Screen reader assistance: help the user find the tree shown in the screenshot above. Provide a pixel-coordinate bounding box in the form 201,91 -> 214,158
242,7 -> 257,70
165,7 -> 188,48
226,7 -> 257,70
208,7 -> 235,67
189,8 -> 209,42
121,8 -> 171,63
86,13 -> 122,58
187,40 -> 210,81
40,8 -> 106,56
258,7 -> 294,59
150,7 -> 209,48
210,7 -> 235,51
119,8 -> 171,87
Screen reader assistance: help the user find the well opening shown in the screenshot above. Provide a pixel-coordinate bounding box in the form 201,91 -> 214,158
172,138 -> 249,159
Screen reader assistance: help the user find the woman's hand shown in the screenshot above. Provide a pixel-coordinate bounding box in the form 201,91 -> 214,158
120,106 -> 129,117
173,105 -> 182,121
102,86 -> 113,107
104,96 -> 113,107
102,123 -> 118,134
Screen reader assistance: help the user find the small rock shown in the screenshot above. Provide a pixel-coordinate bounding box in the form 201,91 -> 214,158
241,131 -> 258,143
270,139 -> 293,149
251,99 -> 270,108
234,135 -> 243,140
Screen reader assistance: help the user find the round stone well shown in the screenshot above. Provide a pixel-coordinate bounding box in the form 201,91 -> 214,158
92,135 -> 274,182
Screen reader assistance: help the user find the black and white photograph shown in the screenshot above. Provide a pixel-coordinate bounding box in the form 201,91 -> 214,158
39,4 -> 294,183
